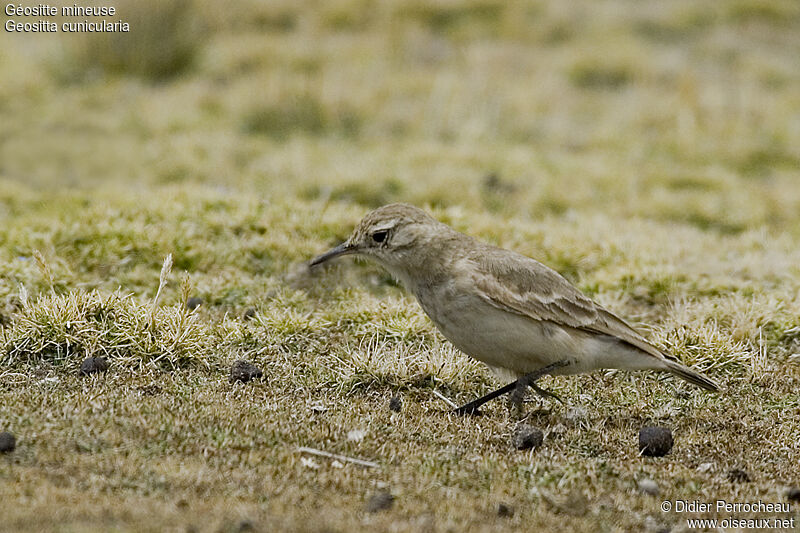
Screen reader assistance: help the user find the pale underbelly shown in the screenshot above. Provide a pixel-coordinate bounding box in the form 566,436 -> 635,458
415,289 -> 655,377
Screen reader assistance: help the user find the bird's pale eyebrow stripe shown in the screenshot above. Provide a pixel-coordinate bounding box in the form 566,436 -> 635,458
371,222 -> 395,233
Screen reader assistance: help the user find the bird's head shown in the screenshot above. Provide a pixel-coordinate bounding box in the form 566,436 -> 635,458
310,203 -> 442,275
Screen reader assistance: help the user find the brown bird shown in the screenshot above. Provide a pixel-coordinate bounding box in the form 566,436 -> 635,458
311,203 -> 719,414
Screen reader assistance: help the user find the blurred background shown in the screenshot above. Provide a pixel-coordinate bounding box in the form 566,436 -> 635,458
2,0 -> 799,230
4,5 -> 800,530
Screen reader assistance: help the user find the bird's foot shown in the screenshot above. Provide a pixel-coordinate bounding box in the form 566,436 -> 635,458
509,360 -> 569,408
508,376 -> 530,407
452,360 -> 570,416
530,382 -> 564,404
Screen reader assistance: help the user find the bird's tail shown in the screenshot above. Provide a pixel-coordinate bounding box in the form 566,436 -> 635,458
663,359 -> 720,392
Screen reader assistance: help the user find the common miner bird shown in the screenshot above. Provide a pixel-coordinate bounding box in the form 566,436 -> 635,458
310,204 -> 719,414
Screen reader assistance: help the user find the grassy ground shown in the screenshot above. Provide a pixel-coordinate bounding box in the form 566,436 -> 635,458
2,0 -> 800,531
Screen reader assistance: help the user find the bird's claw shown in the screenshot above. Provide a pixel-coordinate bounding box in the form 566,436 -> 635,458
530,382 -> 564,404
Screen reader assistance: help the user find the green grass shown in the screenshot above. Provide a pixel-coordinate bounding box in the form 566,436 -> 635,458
1,0 -> 800,531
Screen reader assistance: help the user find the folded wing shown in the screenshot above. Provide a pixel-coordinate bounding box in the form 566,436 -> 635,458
469,246 -> 668,361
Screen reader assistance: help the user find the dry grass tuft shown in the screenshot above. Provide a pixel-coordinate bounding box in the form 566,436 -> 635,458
2,290 -> 215,371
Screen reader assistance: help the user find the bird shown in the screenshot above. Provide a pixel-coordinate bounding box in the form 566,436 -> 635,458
310,203 -> 719,414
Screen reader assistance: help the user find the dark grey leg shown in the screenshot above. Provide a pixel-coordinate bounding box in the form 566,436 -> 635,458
453,360 -> 570,416
453,381 -> 517,416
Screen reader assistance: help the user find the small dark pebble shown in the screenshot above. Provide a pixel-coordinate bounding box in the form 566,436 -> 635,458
230,360 -> 263,383
727,468 -> 750,483
242,308 -> 257,320
787,487 -> 800,502
365,490 -> 394,513
186,297 -> 203,310
0,431 -> 16,453
483,173 -> 516,194
497,503 -> 514,518
638,426 -> 673,457
235,519 -> 255,532
513,424 -> 544,450
388,396 -> 402,412
79,356 -> 109,376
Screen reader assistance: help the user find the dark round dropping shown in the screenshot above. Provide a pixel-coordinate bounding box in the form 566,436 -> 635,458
186,297 -> 203,310
235,519 -> 255,532
79,356 -> 109,376
497,503 -> 514,518
727,468 -> 750,483
242,308 -> 257,320
0,431 -> 15,453
513,424 -> 543,450
388,396 -> 402,412
230,360 -> 263,383
638,426 -> 673,457
365,490 -> 394,512
786,487 -> 800,503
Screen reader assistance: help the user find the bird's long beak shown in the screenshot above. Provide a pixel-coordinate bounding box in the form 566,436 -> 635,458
309,242 -> 356,267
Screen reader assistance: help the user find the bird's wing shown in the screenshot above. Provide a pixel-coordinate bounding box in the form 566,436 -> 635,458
469,247 -> 667,360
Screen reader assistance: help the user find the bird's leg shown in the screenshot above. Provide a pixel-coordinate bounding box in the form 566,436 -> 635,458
453,360 -> 570,416
508,360 -> 569,407
508,376 -> 531,407
452,381 -> 517,416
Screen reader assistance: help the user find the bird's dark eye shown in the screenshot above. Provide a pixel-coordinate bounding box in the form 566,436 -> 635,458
371,230 -> 388,243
